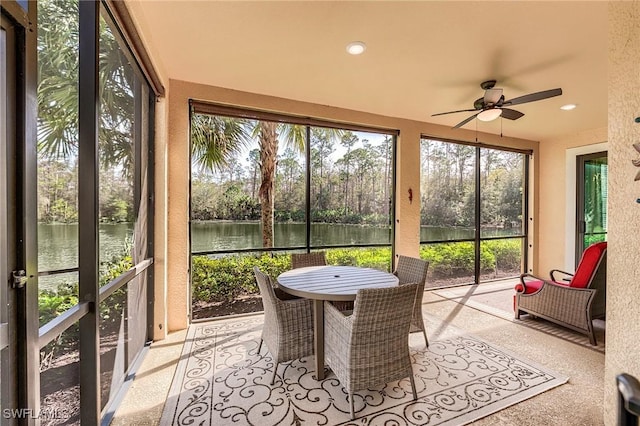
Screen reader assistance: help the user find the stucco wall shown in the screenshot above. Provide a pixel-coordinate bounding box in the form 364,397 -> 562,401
604,2 -> 640,424
164,79 -> 536,331
536,128 -> 607,276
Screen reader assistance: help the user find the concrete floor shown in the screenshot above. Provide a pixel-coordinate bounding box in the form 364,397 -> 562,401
111,285 -> 605,425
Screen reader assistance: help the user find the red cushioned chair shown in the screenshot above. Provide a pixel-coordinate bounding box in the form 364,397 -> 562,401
514,241 -> 607,345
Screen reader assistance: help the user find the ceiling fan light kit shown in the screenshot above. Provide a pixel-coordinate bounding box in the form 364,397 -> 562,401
433,80 -> 563,129
477,108 -> 502,122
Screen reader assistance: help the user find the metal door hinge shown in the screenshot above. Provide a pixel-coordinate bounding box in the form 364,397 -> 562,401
11,270 -> 27,289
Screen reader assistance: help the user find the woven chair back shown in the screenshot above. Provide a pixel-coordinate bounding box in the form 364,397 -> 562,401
291,252 -> 327,269
395,255 -> 429,285
351,283 -> 418,339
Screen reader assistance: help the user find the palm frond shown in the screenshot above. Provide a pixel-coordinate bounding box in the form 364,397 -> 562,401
191,114 -> 251,172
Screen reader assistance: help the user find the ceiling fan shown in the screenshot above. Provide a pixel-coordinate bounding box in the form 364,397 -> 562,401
432,80 -> 562,129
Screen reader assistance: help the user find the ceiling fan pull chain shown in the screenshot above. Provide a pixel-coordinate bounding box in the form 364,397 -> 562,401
475,119 -> 478,143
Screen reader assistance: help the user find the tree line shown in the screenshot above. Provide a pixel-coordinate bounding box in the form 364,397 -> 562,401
37,157 -> 134,224
420,139 -> 525,230
191,120 -> 393,229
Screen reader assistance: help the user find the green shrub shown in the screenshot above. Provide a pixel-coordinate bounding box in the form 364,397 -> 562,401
192,253 -> 292,303
419,240 -> 520,277
39,282 -> 79,326
483,239 -> 522,271
325,247 -> 391,270
420,242 -> 476,277
584,234 -> 606,248
191,248 -> 394,304
190,242 -> 522,305
39,249 -> 134,368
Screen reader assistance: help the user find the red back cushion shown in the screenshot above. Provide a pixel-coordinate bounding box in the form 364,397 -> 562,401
570,241 -> 607,288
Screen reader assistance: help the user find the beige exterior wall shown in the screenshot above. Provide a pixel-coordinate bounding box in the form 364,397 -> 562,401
163,79 -> 536,331
535,128 -> 607,276
605,2 -> 640,424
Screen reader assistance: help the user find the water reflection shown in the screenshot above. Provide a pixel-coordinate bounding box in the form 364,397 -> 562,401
38,223 -> 133,272
38,221 -> 521,272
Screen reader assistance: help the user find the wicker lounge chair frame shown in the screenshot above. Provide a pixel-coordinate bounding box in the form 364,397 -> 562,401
515,242 -> 606,345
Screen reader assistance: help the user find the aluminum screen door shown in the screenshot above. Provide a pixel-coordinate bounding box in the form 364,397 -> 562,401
0,24 -> 7,413
0,17 -> 18,416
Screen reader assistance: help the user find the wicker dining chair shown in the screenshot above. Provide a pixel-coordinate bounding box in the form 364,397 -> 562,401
291,251 -> 327,269
253,267 -> 314,384
394,255 -> 430,347
324,282 -> 419,419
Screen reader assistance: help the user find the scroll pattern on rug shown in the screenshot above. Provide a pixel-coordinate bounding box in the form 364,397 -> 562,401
161,317 -> 568,426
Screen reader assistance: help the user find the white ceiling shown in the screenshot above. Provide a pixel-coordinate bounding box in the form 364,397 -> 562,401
128,1 -> 608,142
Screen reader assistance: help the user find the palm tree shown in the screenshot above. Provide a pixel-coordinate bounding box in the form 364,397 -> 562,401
192,116 -> 343,248
194,118 -> 306,248
37,0 -> 146,225
256,121 -> 279,247
38,0 -> 135,174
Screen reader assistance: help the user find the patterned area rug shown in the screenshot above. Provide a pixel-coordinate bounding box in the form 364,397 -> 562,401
160,316 -> 568,426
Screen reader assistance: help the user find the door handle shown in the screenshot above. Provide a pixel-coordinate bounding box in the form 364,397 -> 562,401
11,270 -> 27,289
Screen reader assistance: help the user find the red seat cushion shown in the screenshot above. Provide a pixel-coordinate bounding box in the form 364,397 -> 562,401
569,241 -> 607,288
515,280 -> 544,294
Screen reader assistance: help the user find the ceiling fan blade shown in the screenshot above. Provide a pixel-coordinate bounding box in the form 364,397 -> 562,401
432,108 -> 478,117
500,108 -> 524,120
484,88 -> 503,105
503,88 -> 562,106
453,113 -> 480,129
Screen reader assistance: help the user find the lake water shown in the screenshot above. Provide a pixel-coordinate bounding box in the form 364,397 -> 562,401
38,223 -> 134,289
38,221 -> 521,288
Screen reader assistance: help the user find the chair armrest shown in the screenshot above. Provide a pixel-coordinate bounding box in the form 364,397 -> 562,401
276,297 -> 313,318
550,269 -> 574,282
324,300 -> 353,368
518,273 -> 543,293
274,286 -> 301,301
324,300 -> 353,332
272,296 -> 314,337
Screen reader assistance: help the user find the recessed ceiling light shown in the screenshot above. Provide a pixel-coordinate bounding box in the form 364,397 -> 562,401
346,41 -> 366,55
560,104 -> 577,111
